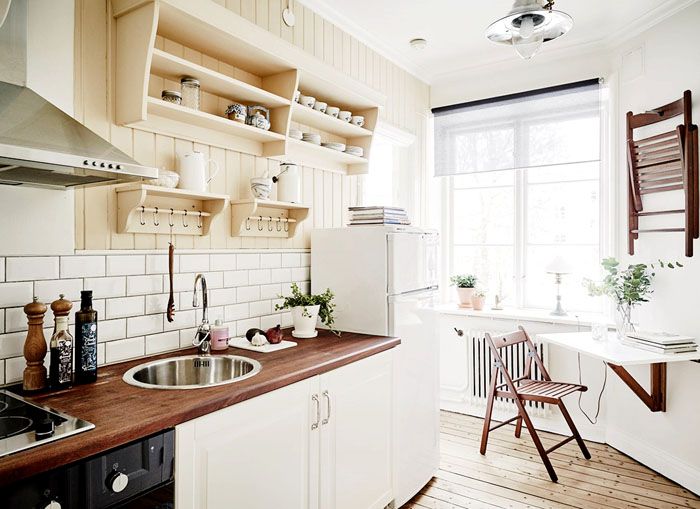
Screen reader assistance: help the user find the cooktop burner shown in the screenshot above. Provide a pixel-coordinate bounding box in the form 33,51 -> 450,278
0,390 -> 94,458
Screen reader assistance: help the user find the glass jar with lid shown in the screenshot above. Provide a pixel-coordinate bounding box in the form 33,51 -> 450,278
161,90 -> 182,105
180,77 -> 201,110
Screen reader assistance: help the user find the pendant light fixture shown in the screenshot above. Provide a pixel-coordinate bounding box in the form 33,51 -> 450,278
486,0 -> 573,60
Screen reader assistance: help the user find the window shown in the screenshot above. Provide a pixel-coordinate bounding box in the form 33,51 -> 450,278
434,80 -> 606,312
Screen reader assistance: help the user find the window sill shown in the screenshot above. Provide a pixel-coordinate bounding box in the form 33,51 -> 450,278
433,303 -> 611,327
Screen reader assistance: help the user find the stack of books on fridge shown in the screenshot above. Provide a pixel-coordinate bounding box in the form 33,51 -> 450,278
622,331 -> 697,354
348,206 -> 411,226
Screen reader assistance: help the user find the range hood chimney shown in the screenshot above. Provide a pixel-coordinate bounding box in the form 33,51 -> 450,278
0,1 -> 157,189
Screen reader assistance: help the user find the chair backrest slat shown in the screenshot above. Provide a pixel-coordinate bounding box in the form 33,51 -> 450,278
487,330 -> 528,349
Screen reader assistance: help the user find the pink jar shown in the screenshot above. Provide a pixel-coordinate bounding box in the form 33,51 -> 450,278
210,319 -> 229,351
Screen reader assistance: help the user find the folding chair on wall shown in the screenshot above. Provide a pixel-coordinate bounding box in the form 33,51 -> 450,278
480,326 -> 591,482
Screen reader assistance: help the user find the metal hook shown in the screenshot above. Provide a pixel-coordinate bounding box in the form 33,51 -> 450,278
197,211 -> 203,229
182,210 -> 189,228
276,219 -> 282,232
140,206 -> 146,226
267,216 -> 274,232
153,206 -> 160,226
245,217 -> 251,230
284,221 -> 289,232
257,218 -> 263,231
168,208 -> 175,227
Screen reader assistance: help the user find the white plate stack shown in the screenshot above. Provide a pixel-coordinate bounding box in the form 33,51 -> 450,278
321,142 -> 346,152
302,132 -> 321,145
289,128 -> 303,140
344,145 -> 363,157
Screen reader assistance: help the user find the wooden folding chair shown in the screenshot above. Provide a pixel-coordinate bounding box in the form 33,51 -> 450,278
480,326 -> 591,482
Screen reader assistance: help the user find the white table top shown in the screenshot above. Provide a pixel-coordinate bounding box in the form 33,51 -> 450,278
536,332 -> 700,366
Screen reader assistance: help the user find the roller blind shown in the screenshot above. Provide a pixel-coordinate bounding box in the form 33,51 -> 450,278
433,79 -> 601,177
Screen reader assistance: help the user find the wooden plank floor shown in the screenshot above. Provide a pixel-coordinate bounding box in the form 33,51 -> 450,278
402,411 -> 700,509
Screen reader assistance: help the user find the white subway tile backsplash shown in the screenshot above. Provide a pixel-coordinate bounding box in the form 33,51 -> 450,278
163,309 -> 196,331
105,336 -> 145,363
0,258 -> 5,282
0,311 -> 4,334
270,268 -> 292,284
237,253 -> 260,270
300,253 -> 311,267
224,270 -> 248,287
260,284 -> 282,300
237,286 -> 260,303
85,276 -> 126,299
127,314 -> 162,337
0,282 -> 33,308
6,257 -> 59,282
248,269 -> 271,285
0,360 -> 4,385
171,272 -> 198,292
260,253 -> 281,268
60,256 -> 105,278
6,307 -> 33,332
145,254 -> 179,275
127,275 -> 163,296
236,317 -> 260,336
281,253 -> 301,268
34,278 -> 83,303
249,300 -> 272,317
145,293 -> 171,315
99,319 -> 127,342
180,254 -> 210,273
106,255 -> 145,276
196,306 -> 224,325
0,331 -> 27,358
5,356 -> 25,383
210,254 -> 236,271
146,331 -> 180,354
179,327 -> 198,348
224,303 -> 248,322
260,313 -> 282,330
210,288 -> 237,306
291,267 -> 311,282
105,296 -> 145,319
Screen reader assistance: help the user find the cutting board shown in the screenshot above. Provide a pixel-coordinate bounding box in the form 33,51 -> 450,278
227,337 -> 298,353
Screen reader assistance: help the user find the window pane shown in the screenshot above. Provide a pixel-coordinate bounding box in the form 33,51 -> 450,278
453,169 -> 514,189
526,115 -> 600,167
525,245 -> 601,311
453,186 -> 514,245
527,179 -> 599,245
451,126 -> 515,173
527,161 -> 599,184
453,246 -> 515,300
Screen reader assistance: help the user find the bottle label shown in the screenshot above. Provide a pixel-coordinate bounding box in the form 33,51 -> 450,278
58,339 -> 73,384
80,323 -> 98,373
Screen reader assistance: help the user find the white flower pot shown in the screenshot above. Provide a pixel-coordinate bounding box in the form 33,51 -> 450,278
456,287 -> 475,307
291,305 -> 320,338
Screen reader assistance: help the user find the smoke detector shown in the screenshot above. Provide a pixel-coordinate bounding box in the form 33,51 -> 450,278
410,38 -> 428,50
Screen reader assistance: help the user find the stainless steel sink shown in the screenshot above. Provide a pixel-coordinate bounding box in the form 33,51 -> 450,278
122,355 -> 262,389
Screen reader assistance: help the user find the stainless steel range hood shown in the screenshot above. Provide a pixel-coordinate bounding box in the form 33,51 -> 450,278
0,81 -> 158,189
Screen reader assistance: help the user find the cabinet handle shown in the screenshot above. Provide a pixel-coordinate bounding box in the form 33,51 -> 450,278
454,328 -> 464,337
322,390 -> 331,425
311,394 -> 320,430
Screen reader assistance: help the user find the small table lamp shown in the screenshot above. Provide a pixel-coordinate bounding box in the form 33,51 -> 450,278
546,256 -> 573,316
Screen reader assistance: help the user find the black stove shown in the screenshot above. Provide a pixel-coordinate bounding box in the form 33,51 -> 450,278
0,389 -> 94,458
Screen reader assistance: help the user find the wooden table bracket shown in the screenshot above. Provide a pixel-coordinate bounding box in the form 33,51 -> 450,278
606,362 -> 667,412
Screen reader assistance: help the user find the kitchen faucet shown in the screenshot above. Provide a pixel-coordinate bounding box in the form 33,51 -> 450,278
192,274 -> 211,355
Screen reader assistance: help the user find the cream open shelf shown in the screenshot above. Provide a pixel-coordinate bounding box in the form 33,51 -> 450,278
150,49 -> 291,108
115,183 -> 229,236
287,139 -> 369,175
112,0 -> 384,174
291,103 -> 372,138
231,199 -> 309,239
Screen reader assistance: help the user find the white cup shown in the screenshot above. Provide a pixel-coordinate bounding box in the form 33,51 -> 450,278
293,90 -> 300,103
313,101 -> 327,113
350,115 -> 365,127
326,106 -> 340,118
338,110 -> 352,122
299,95 -> 316,108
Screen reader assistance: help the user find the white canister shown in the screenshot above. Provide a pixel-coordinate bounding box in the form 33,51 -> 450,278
274,162 -> 301,203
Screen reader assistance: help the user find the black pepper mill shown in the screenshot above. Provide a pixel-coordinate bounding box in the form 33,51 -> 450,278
75,290 -> 98,384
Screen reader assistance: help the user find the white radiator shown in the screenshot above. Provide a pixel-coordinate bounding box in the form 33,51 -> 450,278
463,329 -> 551,418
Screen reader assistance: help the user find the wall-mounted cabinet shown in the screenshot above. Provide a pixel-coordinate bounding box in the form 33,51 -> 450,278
112,0 -> 383,174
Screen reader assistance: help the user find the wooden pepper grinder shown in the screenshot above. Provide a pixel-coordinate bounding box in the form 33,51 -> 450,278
23,297 -> 48,391
51,294 -> 72,328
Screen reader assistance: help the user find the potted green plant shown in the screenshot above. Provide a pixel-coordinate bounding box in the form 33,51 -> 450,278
471,289 -> 486,311
584,257 -> 681,340
450,274 -> 478,307
276,283 -> 338,338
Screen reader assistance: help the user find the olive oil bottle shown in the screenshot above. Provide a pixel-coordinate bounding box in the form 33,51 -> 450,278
75,290 -> 98,384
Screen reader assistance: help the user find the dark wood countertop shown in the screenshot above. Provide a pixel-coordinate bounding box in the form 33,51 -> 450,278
0,330 -> 399,486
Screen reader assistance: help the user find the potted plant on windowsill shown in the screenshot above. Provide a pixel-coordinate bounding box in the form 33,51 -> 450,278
471,289 -> 486,311
276,283 -> 338,338
450,274 -> 478,308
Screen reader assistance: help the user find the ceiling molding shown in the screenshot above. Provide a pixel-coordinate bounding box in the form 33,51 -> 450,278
296,0 -> 430,82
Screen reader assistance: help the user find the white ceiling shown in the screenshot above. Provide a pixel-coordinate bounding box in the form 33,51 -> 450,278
299,0 -> 698,82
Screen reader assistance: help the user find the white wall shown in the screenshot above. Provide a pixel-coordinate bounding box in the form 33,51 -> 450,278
0,0 -> 75,256
430,3 -> 700,494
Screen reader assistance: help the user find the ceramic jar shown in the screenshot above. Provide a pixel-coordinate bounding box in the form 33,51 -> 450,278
225,103 -> 247,123
275,162 -> 301,203
246,105 -> 271,130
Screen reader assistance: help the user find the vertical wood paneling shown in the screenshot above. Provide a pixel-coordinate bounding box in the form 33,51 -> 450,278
77,0 -> 430,251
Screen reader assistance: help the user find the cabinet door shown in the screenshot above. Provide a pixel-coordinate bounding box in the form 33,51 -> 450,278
319,350 -> 394,509
175,377 -> 319,509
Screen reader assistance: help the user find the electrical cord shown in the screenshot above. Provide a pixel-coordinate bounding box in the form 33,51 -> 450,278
574,315 -> 608,425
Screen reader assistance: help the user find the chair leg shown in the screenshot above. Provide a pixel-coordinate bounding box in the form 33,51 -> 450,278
558,401 -> 591,460
480,373 -> 498,455
514,415 -> 523,438
515,399 -> 558,482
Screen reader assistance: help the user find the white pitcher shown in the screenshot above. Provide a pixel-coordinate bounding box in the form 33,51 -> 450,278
177,151 -> 220,192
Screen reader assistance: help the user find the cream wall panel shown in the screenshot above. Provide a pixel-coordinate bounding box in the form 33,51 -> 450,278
76,0 -> 430,251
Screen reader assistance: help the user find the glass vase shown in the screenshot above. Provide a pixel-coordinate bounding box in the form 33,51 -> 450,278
614,303 -> 635,341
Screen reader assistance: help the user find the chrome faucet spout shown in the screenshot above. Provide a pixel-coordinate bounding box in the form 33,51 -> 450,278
192,274 -> 210,355
193,273 -> 208,324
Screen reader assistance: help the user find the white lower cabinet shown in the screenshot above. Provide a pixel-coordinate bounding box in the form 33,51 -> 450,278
175,350 -> 395,509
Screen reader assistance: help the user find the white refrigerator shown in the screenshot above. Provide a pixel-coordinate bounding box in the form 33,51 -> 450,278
311,226 -> 439,508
